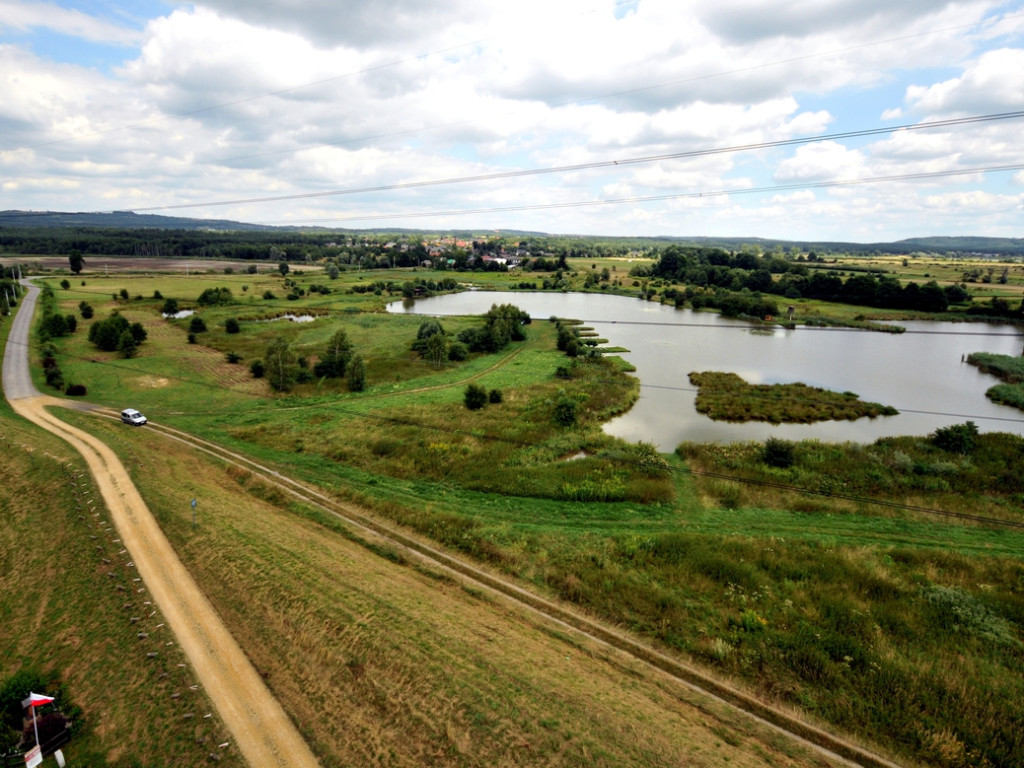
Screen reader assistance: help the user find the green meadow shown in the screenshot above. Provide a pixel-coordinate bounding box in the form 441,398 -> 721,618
8,261 -> 1024,767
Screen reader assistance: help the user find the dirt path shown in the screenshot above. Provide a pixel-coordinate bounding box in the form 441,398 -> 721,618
10,396 -> 321,768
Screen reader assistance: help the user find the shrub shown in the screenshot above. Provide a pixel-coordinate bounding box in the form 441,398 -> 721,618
553,397 -> 577,426
447,341 -> 468,361
225,318 -> 240,334
189,316 -> 207,333
762,437 -> 796,468
262,290 -> 276,300
464,383 -> 488,410
250,360 -> 265,378
226,351 -> 242,364
488,388 -> 503,404
78,301 -> 93,319
196,286 -> 233,306
44,366 -> 64,389
88,312 -> 130,351
932,421 -> 979,454
64,383 -> 87,396
59,279 -> 70,289
161,298 -> 179,315
187,332 -> 196,344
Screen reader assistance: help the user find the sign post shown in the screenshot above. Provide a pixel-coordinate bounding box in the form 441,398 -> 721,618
191,498 -> 197,528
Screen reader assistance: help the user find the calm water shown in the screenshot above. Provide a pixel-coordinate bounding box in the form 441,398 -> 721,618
388,292 -> 1024,450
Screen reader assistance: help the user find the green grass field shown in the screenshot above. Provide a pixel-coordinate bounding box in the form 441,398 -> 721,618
10,261 -> 1024,767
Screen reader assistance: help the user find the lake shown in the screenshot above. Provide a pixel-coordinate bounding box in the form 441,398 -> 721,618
388,291 -> 1024,450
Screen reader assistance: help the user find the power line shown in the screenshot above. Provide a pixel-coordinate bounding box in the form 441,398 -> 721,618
18,321 -> 1024,531
260,162 -> 1024,225
213,12 -> 1024,167
125,111 -> 1024,213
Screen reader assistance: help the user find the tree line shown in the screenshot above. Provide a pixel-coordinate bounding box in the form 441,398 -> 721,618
645,245 -> 977,314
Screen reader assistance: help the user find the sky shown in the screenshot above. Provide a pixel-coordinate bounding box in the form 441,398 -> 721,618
1,0 -> 1023,241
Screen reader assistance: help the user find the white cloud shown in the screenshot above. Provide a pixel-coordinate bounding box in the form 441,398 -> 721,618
904,48 -> 1024,114
774,142 -> 866,182
0,0 -> 142,45
0,0 -> 1022,240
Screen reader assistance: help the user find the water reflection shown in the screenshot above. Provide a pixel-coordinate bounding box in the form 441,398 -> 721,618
388,292 -> 1024,450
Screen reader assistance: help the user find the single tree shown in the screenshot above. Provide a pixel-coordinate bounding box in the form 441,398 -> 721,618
264,336 -> 297,392
314,329 -> 352,377
68,249 -> 84,274
346,354 -> 366,391
425,331 -> 449,368
117,330 -> 138,359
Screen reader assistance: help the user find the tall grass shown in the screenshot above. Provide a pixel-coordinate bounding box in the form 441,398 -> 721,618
0,414 -> 238,768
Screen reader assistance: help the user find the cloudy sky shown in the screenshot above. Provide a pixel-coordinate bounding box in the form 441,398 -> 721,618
2,0 -> 1023,240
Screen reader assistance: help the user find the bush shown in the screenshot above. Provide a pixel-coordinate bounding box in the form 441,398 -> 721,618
88,312 -> 130,351
65,383 -> 87,396
161,298 -> 179,315
464,383 -> 488,410
553,397 -> 577,426
78,301 -> 93,319
189,316 -> 207,333
44,366 -> 64,389
932,421 -> 979,454
488,388 -> 503,404
762,437 -> 796,468
225,318 -> 240,334
250,360 -> 265,378
447,341 -> 468,361
187,332 -> 196,344
196,286 -> 233,306
226,351 -> 242,364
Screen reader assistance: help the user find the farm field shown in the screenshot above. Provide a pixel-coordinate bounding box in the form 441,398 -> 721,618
5,253 -> 1024,767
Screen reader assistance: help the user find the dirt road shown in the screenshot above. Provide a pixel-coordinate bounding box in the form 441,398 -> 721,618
11,397 -> 321,768
4,281 -> 319,768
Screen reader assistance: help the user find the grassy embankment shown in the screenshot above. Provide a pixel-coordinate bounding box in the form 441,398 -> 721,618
967,351 -> 1024,410
0,362 -> 240,763
19,265 -> 1024,767
48,406 -> 834,768
689,371 -> 899,423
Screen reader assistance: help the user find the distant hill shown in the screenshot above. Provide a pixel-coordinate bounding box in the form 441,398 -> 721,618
0,210 -> 268,231
895,236 -> 1024,255
0,210 -> 1021,256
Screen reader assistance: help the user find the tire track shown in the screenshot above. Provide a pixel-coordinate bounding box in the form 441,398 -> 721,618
108,411 -> 902,768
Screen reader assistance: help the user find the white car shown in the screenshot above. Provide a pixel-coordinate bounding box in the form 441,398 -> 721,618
120,408 -> 147,426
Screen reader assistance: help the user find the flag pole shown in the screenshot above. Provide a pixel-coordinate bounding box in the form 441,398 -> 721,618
32,702 -> 40,750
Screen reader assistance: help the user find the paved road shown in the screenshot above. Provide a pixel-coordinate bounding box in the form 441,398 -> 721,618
2,280 -> 40,399
2,279 -> 321,768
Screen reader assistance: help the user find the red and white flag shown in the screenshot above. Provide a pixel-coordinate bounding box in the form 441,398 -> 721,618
27,693 -> 54,708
